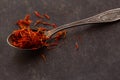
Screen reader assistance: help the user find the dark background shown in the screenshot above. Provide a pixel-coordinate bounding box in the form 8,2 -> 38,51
0,0 -> 120,80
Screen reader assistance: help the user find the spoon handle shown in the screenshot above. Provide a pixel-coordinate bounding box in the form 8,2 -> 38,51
46,8 -> 120,37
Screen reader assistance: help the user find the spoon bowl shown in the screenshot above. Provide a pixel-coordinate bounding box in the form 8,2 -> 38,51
7,29 -> 43,50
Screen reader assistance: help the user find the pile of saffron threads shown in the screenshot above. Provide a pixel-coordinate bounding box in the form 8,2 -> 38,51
11,11 -> 66,50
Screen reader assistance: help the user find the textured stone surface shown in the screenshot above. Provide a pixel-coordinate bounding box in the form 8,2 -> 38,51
0,0 -> 120,80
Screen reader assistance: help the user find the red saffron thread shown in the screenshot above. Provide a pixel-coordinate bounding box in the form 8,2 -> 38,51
75,42 -> 79,50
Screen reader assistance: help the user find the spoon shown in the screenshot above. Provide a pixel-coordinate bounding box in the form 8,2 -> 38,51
7,8 -> 120,50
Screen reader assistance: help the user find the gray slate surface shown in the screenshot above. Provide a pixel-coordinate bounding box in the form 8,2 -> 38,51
0,0 -> 120,80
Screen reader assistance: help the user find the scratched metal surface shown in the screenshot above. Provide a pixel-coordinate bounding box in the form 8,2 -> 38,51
0,0 -> 120,80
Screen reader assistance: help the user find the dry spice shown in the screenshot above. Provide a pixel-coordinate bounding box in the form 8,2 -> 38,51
16,15 -> 32,29
11,28 -> 49,50
40,54 -> 47,62
43,14 -> 50,20
75,42 -> 79,50
33,20 -> 42,26
11,11 -> 66,50
34,11 -> 44,18
51,23 -> 57,28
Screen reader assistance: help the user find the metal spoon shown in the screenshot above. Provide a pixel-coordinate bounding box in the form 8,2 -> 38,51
7,8 -> 120,50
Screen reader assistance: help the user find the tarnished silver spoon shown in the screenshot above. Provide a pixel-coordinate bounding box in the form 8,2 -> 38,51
7,8 -> 120,50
